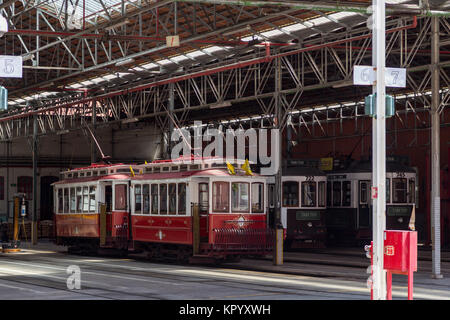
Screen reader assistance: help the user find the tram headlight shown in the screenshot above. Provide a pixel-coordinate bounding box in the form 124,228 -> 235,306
398,217 -> 403,223
307,222 -> 313,228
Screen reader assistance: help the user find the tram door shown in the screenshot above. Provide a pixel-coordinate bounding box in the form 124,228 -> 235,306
198,183 -> 209,242
358,180 -> 371,229
100,184 -> 113,239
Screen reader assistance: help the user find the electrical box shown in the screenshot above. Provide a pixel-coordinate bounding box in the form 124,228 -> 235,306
383,230 -> 417,273
364,94 -> 395,118
0,86 -> 7,110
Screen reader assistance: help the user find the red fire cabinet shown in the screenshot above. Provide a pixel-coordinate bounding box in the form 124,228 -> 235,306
383,230 -> 418,300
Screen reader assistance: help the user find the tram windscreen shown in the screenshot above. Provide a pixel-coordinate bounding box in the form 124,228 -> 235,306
251,183 -> 264,213
199,183 -> 209,213
408,179 -> 415,204
393,178 -> 407,203
301,181 -> 316,207
232,182 -> 249,212
283,181 -> 299,207
213,181 -> 229,212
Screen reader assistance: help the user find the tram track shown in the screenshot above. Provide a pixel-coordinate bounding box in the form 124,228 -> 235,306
1,248 -> 449,299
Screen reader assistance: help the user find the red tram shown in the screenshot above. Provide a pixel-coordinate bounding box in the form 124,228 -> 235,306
53,160 -> 273,262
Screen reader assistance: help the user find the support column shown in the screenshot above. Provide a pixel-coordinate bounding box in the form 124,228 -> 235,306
371,0 -> 387,299
91,100 -> 97,163
431,16 -> 443,279
31,115 -> 38,245
168,82 -> 175,159
273,56 -> 283,266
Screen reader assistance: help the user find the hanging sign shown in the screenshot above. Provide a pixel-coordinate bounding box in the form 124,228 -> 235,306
0,55 -> 22,78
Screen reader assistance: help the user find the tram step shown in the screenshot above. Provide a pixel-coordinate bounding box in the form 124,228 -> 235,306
189,255 -> 216,265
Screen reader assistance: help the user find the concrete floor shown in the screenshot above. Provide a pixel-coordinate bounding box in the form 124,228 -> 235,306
0,241 -> 448,300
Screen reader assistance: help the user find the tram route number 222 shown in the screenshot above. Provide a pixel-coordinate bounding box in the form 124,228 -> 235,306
305,176 -> 315,181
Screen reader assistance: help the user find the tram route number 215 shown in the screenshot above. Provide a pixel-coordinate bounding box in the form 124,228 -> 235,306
395,172 -> 406,178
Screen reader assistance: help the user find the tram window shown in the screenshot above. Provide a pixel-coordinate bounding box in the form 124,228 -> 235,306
178,183 -> 187,215
301,181 -> 316,207
76,187 -> 82,212
282,181 -> 299,207
115,184 -> 127,210
268,184 -> 275,208
332,181 -> 341,206
0,176 -> 4,200
392,178 -> 407,203
143,184 -> 150,214
151,184 -> 158,214
251,183 -> 264,213
83,186 -> 89,212
342,181 -> 351,206
169,183 -> 177,214
135,184 -> 142,214
408,179 -> 415,203
57,189 -> 63,213
89,186 -> 96,212
199,183 -> 209,213
213,181 -> 229,212
232,182 -> 250,212
386,178 -> 391,203
326,182 -> 331,207
360,182 -> 368,204
63,188 -> 69,213
159,184 -> 168,215
70,187 -> 76,213
318,181 -> 326,207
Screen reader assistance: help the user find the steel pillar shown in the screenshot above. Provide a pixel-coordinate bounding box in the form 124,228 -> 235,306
430,16 -> 443,279
273,56 -> 283,266
31,115 -> 38,245
371,0 -> 387,300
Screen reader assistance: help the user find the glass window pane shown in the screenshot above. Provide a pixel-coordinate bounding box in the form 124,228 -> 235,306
302,182 -> 316,207
76,187 -> 82,212
159,184 -> 168,215
251,183 -> 264,213
332,181 -> 341,206
143,184 -> 150,214
318,181 -> 326,207
386,178 -> 391,203
115,184 -> 127,210
213,182 -> 229,212
70,187 -> 76,212
268,184 -> 275,208
342,181 -> 351,206
199,183 -> 209,213
282,181 -> 299,207
408,179 -> 415,203
135,184 -> 142,213
360,182 -> 368,204
232,182 -> 249,212
326,181 -> 331,207
169,184 -> 177,214
89,186 -> 96,212
151,184 -> 158,214
64,188 -> 69,213
58,189 -> 63,213
178,183 -> 186,215
393,178 -> 407,203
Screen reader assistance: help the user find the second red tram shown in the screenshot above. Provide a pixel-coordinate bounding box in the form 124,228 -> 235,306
53,160 -> 273,261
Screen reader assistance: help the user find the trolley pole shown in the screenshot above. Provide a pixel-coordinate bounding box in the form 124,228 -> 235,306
371,0 -> 387,300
